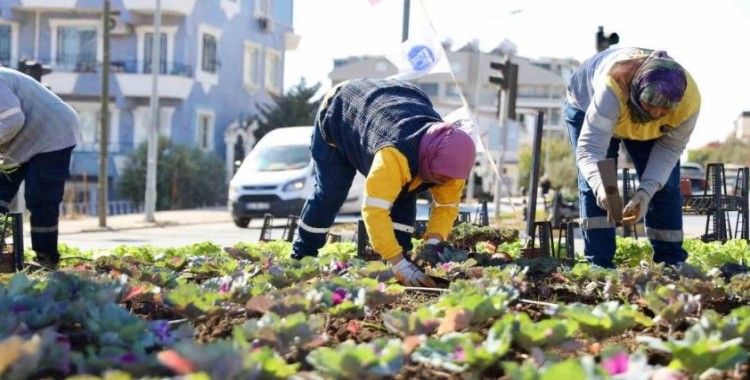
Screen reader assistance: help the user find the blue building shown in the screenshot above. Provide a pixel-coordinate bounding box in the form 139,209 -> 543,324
0,0 -> 298,211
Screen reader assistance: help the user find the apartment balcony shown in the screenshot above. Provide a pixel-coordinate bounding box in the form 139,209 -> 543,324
122,0 -> 197,16
113,60 -> 194,100
16,0 -> 77,10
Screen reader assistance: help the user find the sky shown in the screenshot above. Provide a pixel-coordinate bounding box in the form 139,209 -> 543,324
284,0 -> 750,149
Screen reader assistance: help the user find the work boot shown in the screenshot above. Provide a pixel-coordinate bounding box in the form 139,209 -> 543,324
34,251 -> 60,271
291,251 -> 317,260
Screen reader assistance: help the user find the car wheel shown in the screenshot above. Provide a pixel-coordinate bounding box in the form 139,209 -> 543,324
233,218 -> 251,228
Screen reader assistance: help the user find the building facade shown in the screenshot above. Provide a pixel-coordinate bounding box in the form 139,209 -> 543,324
329,41 -> 579,194
0,0 -> 298,211
736,111 -> 750,141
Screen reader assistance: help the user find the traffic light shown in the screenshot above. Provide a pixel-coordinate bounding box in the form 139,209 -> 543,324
17,60 -> 52,83
596,26 -> 619,52
489,58 -> 519,120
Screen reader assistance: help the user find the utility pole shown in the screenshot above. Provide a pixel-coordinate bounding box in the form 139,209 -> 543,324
98,0 -> 111,227
402,0 -> 410,42
489,56 -> 518,217
144,0 -> 162,222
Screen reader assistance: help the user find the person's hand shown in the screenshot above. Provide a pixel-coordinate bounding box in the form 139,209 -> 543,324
623,190 -> 651,225
389,254 -> 436,287
594,183 -> 616,223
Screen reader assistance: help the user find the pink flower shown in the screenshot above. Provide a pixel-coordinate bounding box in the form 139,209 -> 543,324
334,261 -> 348,271
453,346 -> 466,362
601,352 -> 629,375
441,263 -> 452,270
377,282 -> 386,292
331,288 -> 348,305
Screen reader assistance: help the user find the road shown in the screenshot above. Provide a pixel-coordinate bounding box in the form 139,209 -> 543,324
54,211 -> 713,252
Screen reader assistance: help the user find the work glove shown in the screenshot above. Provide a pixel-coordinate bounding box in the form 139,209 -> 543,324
392,257 -> 436,287
622,189 -> 651,225
594,183 -> 616,223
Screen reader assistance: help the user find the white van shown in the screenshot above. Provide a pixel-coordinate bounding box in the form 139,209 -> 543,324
228,126 -> 365,228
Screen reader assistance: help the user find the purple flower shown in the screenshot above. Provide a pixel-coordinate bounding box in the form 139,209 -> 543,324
334,261 -> 348,271
219,276 -> 232,294
331,288 -> 348,306
441,263 -> 453,270
601,352 -> 629,375
11,304 -> 30,314
377,282 -> 386,292
117,352 -> 138,364
149,320 -> 172,345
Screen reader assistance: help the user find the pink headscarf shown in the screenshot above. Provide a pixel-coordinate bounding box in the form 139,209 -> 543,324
418,122 -> 477,183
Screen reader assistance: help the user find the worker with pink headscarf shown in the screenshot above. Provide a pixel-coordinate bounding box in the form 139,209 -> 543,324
291,79 -> 477,286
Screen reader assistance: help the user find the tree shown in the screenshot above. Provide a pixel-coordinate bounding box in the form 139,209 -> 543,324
687,135 -> 750,167
517,138 -> 577,192
118,138 -> 227,210
253,79 -> 322,140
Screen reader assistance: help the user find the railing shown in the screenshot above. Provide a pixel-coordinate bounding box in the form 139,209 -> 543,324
75,142 -> 136,154
60,200 -> 142,218
110,60 -> 193,77
29,58 -> 193,77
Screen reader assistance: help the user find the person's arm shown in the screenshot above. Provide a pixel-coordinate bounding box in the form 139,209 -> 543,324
361,147 -> 411,260
576,80 -> 621,193
424,179 -> 465,241
638,112 -> 699,197
0,84 -> 25,146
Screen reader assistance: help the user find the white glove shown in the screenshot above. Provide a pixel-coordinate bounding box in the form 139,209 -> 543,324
623,190 -> 651,225
392,258 -> 436,287
594,183 -> 609,211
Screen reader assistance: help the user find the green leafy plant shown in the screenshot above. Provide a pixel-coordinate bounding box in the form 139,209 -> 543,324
615,237 -> 654,267
233,312 -> 326,355
306,338 -> 404,379
638,324 -> 749,376
562,301 -> 652,339
502,312 -> 578,351
642,284 -> 701,331
165,283 -> 226,319
412,321 -> 512,373
382,309 -> 440,337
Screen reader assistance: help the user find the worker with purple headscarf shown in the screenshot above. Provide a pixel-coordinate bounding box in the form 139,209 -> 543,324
291,78 -> 477,286
566,48 -> 701,267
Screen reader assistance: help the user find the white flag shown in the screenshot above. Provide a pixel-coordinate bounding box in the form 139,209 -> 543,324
444,106 -> 486,153
386,4 -> 451,81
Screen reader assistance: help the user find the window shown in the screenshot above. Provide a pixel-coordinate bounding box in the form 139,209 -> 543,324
549,108 -> 561,126
417,82 -> 439,97
0,25 -> 11,66
56,26 -> 97,72
196,111 -> 215,151
201,34 -> 218,73
254,0 -> 272,18
132,106 -> 174,146
196,25 -> 222,92
69,102 -> 120,152
243,42 -> 261,89
445,83 -> 462,99
143,32 -> 167,74
264,49 -> 281,94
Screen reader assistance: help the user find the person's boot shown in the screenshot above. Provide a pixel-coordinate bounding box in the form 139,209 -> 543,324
291,251 -> 317,260
33,251 -> 59,271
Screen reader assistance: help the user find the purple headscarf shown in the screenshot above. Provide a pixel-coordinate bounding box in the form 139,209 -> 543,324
418,122 -> 477,183
629,50 -> 687,123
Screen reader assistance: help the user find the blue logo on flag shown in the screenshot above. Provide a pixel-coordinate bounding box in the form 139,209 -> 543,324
407,45 -> 436,72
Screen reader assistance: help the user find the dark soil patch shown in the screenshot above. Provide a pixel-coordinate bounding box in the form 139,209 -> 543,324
194,311 -> 249,343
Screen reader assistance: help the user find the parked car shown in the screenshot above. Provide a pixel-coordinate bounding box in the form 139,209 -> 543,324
228,126 -> 365,228
680,162 -> 706,195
